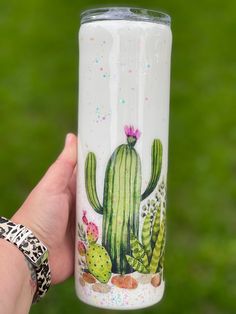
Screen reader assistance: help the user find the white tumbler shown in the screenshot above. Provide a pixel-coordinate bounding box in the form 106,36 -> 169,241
76,7 -> 172,310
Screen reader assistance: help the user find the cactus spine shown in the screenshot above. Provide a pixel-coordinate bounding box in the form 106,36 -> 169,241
85,126 -> 162,274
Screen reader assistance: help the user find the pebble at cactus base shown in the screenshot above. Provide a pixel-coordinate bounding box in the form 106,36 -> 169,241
77,126 -> 167,293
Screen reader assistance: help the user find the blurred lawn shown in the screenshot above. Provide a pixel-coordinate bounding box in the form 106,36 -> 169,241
0,0 -> 236,313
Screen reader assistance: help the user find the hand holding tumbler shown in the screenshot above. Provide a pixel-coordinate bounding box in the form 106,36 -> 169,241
76,7 -> 172,310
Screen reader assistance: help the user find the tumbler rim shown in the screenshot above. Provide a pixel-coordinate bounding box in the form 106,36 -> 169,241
80,7 -> 171,26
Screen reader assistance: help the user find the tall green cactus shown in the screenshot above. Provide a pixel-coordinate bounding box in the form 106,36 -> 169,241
85,126 -> 162,274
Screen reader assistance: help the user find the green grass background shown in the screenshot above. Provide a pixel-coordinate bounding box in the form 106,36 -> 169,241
0,0 -> 236,313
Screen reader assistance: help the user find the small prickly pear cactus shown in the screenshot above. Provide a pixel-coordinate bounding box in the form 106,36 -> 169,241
85,125 -> 163,274
86,243 -> 112,283
82,211 -> 99,243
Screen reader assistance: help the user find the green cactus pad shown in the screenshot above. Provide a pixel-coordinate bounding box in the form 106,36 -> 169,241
86,243 -> 112,283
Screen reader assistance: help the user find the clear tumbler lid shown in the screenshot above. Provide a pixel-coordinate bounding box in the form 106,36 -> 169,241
81,7 -> 171,26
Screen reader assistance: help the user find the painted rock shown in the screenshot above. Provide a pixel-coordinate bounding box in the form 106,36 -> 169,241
92,283 -> 111,293
151,274 -> 161,287
111,275 -> 138,289
77,241 -> 86,256
79,277 -> 85,287
82,272 -> 96,284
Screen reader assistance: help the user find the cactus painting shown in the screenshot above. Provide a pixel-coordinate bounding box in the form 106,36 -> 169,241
126,181 -> 167,274
86,243 -> 112,283
85,125 -> 163,275
77,211 -> 112,284
82,210 -> 99,243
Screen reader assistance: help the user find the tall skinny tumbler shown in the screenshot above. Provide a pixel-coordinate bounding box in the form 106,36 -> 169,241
76,7 -> 172,310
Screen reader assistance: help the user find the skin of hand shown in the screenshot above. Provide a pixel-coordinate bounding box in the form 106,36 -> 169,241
11,133 -> 77,285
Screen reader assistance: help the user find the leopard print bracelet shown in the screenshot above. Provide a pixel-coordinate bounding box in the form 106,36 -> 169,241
0,216 -> 51,303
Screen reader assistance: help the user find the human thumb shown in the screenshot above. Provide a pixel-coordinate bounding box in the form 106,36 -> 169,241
39,133 -> 77,192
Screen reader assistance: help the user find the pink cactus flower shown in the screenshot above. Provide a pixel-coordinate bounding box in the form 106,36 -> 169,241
124,125 -> 141,147
124,125 -> 141,140
77,241 -> 86,256
82,210 -> 88,225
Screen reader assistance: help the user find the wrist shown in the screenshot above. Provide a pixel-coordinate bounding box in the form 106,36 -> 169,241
0,216 -> 51,302
0,239 -> 36,313
11,213 -> 48,248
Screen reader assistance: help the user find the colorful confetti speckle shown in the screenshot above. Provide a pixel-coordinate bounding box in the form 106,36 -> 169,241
76,272 -> 165,309
119,98 -> 126,104
102,73 -> 110,78
95,105 -> 110,123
